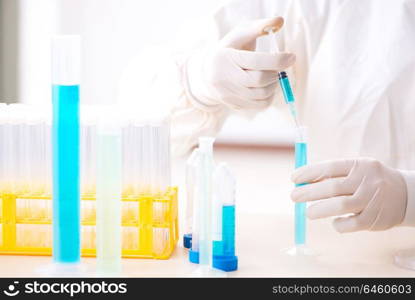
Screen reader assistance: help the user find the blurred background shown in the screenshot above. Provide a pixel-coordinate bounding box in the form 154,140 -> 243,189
0,0 -> 294,146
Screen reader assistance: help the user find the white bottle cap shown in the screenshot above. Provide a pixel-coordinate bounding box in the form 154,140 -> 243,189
51,35 -> 81,85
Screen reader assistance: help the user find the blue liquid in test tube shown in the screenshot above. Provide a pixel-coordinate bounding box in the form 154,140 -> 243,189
294,139 -> 307,246
51,36 -> 81,263
222,205 -> 235,256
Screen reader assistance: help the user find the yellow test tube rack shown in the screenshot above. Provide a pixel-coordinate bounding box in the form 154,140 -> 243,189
0,187 -> 178,259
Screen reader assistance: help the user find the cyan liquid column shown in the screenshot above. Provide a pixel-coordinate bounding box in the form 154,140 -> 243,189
294,127 -> 307,246
222,205 -> 235,256
96,110 -> 122,275
51,36 -> 81,263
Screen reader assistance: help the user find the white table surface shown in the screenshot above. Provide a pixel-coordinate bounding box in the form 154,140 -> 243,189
0,145 -> 414,277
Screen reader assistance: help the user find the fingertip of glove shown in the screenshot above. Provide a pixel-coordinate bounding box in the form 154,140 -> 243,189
261,16 -> 284,35
332,217 -> 350,234
306,205 -> 320,220
290,168 -> 301,183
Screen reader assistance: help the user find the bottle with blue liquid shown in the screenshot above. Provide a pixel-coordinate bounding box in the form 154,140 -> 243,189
188,139 -> 238,272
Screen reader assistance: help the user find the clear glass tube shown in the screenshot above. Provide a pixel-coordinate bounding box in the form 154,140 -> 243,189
283,126 -> 315,257
0,104 -> 7,194
186,148 -> 199,235
197,137 -> 215,267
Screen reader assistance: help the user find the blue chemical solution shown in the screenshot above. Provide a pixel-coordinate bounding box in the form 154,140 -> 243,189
222,205 -> 235,256
52,84 -> 80,263
295,142 -> 307,245
279,74 -> 295,103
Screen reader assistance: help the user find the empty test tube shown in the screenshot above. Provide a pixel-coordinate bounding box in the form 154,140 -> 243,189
96,109 -> 122,275
189,137 -> 215,268
80,105 -> 98,196
0,105 -> 7,193
294,126 -> 307,246
51,35 -> 81,263
198,137 -> 215,267
183,148 -> 199,248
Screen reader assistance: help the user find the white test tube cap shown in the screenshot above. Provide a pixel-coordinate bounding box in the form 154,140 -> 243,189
198,137 -> 215,154
213,162 -> 236,206
51,35 -> 81,85
295,126 -> 307,143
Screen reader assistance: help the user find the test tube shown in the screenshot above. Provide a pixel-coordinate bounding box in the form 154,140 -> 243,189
96,108 -> 122,276
51,35 -> 81,263
44,105 -> 53,196
294,126 -> 307,246
9,104 -> 27,194
212,162 -> 238,272
0,104 -> 7,194
183,148 -> 199,248
197,137 -> 215,267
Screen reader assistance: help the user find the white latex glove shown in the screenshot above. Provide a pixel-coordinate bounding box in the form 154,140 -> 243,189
185,16 -> 296,111
291,158 -> 408,233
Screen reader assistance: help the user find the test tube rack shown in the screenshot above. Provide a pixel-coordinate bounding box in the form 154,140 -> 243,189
0,103 -> 178,259
0,187 -> 178,259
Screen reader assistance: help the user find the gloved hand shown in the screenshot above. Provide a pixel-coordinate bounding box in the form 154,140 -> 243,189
185,16 -> 296,111
291,158 -> 408,233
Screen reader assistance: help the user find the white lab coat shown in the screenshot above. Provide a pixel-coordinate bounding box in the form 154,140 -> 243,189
118,0 -> 415,226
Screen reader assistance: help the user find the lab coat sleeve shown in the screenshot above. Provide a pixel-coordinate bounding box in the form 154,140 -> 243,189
399,170 -> 415,226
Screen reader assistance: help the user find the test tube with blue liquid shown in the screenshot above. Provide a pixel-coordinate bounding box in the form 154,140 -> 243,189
279,75 -> 314,255
212,163 -> 238,272
294,127 -> 307,246
51,35 -> 81,266
270,33 -> 315,255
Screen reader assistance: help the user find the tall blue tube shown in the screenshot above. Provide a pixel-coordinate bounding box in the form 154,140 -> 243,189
51,36 -> 81,264
52,85 -> 80,263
